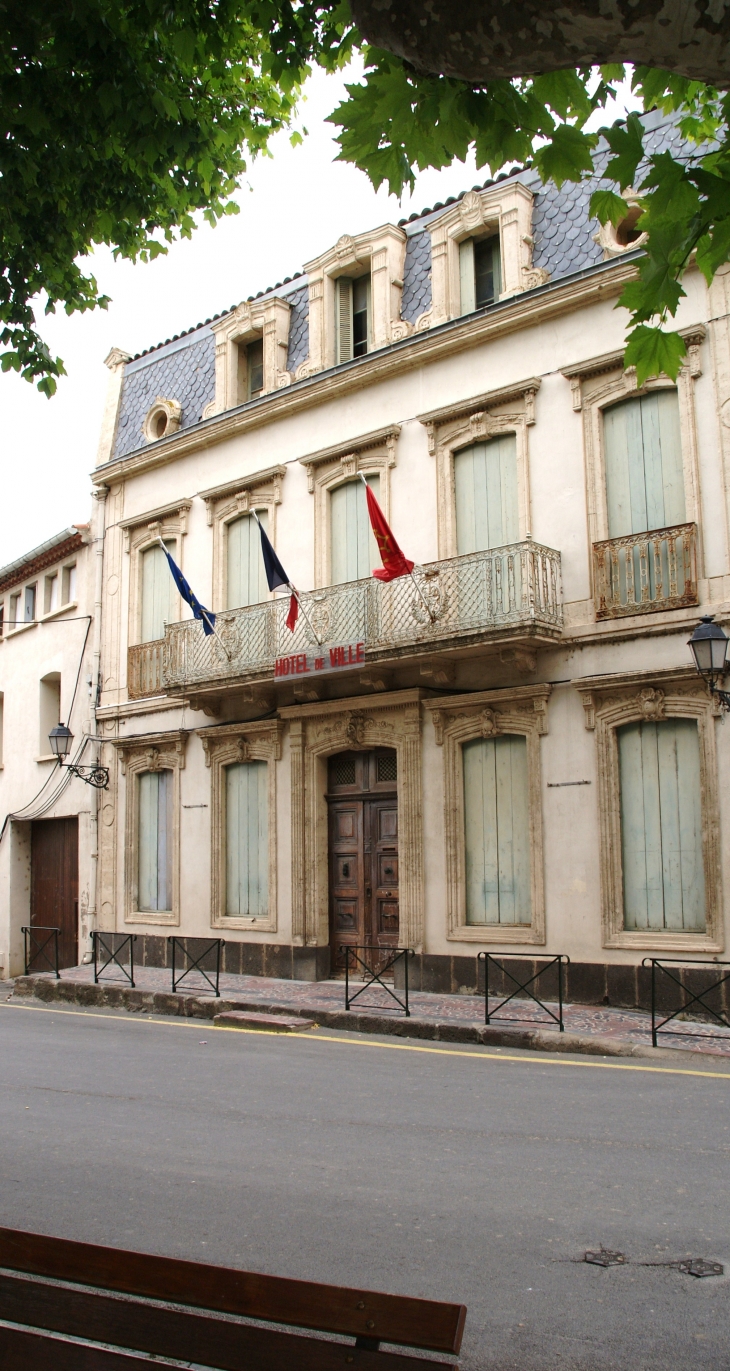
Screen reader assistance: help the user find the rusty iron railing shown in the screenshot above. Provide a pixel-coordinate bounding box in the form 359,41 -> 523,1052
162,540 -> 563,690
593,522 -> 697,620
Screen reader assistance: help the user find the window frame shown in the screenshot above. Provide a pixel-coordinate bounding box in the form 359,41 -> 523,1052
198,721 -> 281,932
576,669 -> 723,952
299,225 -> 408,377
425,685 -> 550,945
114,730 -> 187,926
299,425 -> 400,589
121,501 -> 191,650
200,465 -> 286,612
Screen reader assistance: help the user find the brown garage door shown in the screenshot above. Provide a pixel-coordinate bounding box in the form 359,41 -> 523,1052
30,817 -> 78,971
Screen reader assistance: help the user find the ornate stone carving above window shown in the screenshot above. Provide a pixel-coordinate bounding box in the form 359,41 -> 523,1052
298,425 -> 400,588
197,720 -> 282,933
574,667 -> 722,953
296,225 -> 408,377
210,296 -> 292,414
418,380 -> 540,558
424,686 -> 550,945
199,465 -> 286,611
111,730 -> 187,926
423,183 -> 546,330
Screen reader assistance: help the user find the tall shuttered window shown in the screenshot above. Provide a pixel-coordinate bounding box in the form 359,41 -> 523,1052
618,718 -> 706,932
225,760 -> 268,917
330,475 -> 380,584
603,390 -> 684,537
455,436 -> 519,554
463,735 -> 531,925
140,542 -> 175,643
227,510 -> 268,609
459,235 -> 501,314
335,274 -> 370,363
138,770 -> 173,912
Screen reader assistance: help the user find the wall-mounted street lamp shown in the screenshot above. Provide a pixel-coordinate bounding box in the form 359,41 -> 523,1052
688,616 -> 730,712
48,723 -> 109,789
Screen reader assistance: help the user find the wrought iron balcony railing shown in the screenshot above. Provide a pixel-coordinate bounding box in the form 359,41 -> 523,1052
161,540 -> 563,692
593,522 -> 698,620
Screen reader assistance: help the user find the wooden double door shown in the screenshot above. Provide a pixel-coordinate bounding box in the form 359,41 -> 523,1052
328,749 -> 399,972
30,817 -> 78,970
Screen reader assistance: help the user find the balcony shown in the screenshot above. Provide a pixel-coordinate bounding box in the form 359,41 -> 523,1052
161,541 -> 563,695
593,522 -> 698,620
128,640 -> 165,699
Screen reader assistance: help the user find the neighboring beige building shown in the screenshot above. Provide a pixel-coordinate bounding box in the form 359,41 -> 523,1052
86,110 -> 730,1003
0,524 -> 102,977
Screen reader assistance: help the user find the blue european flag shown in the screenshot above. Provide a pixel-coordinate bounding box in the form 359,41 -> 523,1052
159,543 -> 216,636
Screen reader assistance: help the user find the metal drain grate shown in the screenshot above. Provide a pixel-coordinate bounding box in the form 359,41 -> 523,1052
675,1258 -> 724,1278
584,1249 -> 627,1267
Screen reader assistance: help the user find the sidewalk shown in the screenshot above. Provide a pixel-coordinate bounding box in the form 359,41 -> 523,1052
10,962 -> 730,1060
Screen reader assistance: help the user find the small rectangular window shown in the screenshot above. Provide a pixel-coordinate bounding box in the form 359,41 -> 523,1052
9,593 -> 20,628
39,673 -> 61,754
335,274 -> 370,364
0,692 -> 4,766
459,235 -> 500,314
24,585 -> 36,623
44,573 -> 59,615
247,339 -> 264,399
0,602 -> 4,637
62,563 -> 76,604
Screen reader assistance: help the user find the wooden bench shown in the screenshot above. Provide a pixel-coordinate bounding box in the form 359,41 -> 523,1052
0,1226 -> 466,1369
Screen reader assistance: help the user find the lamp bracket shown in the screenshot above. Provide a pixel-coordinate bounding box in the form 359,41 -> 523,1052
63,762 -> 110,790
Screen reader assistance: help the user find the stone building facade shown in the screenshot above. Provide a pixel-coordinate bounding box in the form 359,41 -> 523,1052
86,109 -> 730,1003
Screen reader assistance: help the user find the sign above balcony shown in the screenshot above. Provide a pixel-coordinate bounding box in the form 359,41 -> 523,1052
274,643 -> 365,679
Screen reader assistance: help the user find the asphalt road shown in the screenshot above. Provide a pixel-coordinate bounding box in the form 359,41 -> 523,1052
0,1000 -> 729,1370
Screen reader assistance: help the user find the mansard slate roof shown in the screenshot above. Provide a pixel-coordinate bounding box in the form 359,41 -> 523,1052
109,109 -> 685,463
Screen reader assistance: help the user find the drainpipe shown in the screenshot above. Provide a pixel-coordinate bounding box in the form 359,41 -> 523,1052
82,485 -> 108,962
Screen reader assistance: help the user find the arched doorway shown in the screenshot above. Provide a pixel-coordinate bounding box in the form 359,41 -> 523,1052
327,748 -> 399,972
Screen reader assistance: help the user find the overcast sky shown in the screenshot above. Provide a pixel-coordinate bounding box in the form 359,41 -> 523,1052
0,68 -> 634,567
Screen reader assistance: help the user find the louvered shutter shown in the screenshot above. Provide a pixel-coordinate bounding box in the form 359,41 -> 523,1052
140,542 -> 174,643
138,770 -> 173,912
604,390 -> 684,537
459,238 -> 476,315
463,735 -> 531,925
455,436 -> 519,554
227,510 -> 268,609
619,718 -> 705,931
335,277 -> 353,363
330,475 -> 380,584
226,760 -> 268,916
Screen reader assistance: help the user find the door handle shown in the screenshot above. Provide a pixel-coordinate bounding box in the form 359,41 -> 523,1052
366,886 -> 372,897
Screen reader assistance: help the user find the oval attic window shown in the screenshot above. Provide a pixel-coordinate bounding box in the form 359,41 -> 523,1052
143,397 -> 182,443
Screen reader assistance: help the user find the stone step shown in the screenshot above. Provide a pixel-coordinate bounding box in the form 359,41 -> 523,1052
214,1010 -> 316,1033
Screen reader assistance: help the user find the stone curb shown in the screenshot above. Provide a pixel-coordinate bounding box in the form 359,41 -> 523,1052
11,974 -> 720,1063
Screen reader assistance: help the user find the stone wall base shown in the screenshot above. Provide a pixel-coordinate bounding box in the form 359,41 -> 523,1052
133,935 -> 330,983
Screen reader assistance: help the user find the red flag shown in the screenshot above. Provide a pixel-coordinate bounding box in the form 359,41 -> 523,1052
285,592 -> 299,632
365,483 -> 414,582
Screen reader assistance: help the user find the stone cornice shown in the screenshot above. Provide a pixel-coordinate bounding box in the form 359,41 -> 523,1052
118,499 -> 193,532
92,256 -> 642,488
198,465 -> 287,506
279,686 -> 427,721
297,424 -> 401,473
417,378 -> 541,439
561,324 -> 706,384
0,532 -> 85,596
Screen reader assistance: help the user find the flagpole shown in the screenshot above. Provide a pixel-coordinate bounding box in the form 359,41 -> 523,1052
358,474 -> 435,623
249,511 -> 322,647
157,538 -> 232,660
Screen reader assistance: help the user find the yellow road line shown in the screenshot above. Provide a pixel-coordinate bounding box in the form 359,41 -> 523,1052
3,998 -> 730,1080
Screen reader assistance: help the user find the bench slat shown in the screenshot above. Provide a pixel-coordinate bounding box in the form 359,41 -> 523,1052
0,1323 -> 164,1371
0,1229 -> 465,1355
0,1274 -> 450,1371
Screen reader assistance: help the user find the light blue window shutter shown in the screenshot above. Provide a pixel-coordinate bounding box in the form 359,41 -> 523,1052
619,719 -> 705,932
463,735 -> 531,925
226,760 -> 268,916
604,391 -> 684,537
141,542 -> 174,642
455,436 -> 519,554
227,510 -> 268,609
330,475 -> 380,584
335,278 -> 353,363
459,239 -> 476,315
138,770 -> 173,912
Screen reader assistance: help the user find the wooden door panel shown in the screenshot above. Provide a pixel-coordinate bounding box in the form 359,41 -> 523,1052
367,799 -> 399,956
30,818 -> 78,971
328,750 -> 398,973
328,799 -> 364,970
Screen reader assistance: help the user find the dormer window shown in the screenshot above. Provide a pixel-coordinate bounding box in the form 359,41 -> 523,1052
335,274 -> 371,363
459,235 -> 501,314
238,337 -> 264,403
211,298 -> 291,414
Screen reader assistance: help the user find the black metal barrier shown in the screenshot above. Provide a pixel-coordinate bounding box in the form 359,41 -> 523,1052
168,937 -> 225,996
643,957 -> 730,1047
92,931 -> 137,987
21,926 -> 60,978
478,952 -> 570,1031
341,945 -> 414,1017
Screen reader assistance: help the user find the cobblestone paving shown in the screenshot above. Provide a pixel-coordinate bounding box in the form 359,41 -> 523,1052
44,963 -> 730,1056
